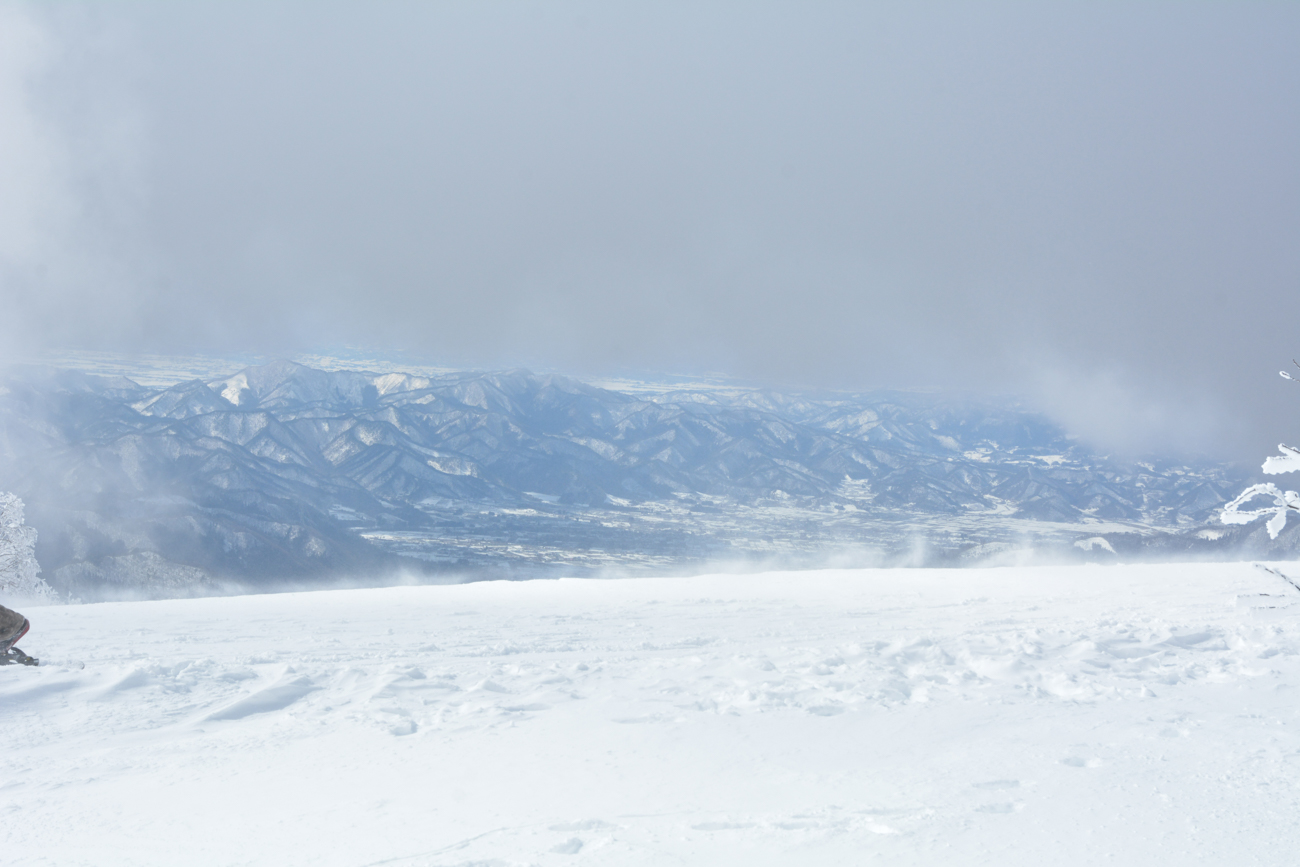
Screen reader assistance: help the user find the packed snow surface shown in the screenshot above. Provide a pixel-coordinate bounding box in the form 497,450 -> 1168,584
5,563 -> 1300,865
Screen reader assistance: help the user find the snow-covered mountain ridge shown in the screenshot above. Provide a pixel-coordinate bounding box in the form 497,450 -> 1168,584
0,360 -> 1267,596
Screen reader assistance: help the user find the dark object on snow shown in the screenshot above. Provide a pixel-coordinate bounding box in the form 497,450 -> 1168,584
0,606 -> 36,666
0,605 -> 26,646
1,645 -> 37,666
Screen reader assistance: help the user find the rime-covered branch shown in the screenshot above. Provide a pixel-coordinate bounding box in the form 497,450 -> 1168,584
1222,478 -> 1300,539
1221,364 -> 1300,539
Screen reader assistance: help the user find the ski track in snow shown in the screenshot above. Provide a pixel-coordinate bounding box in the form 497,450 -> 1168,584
4,563 -> 1300,865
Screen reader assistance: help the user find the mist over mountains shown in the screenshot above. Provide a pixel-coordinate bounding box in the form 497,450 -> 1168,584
0,359 -> 1276,599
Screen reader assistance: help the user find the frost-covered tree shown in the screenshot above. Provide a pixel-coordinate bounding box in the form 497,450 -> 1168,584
1222,363 -> 1300,538
0,492 -> 55,600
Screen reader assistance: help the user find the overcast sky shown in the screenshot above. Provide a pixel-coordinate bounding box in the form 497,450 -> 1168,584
1,2 -> 1297,458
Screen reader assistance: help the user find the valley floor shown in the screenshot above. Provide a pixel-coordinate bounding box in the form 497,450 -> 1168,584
3,563 -> 1300,865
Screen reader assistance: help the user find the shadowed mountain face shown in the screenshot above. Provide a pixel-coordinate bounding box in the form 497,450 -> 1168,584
0,361 -> 1261,597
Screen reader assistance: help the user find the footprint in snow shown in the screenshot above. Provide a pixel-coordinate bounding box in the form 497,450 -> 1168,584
1160,632 -> 1215,648
1060,757 -> 1103,768
205,675 -> 318,721
974,802 -> 1020,814
470,679 -> 510,693
387,719 -> 417,736
91,667 -> 152,700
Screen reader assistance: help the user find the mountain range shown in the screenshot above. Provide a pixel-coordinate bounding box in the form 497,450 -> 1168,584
0,359 -> 1276,598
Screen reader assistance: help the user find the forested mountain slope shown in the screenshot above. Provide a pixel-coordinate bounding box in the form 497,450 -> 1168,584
0,361 -> 1263,597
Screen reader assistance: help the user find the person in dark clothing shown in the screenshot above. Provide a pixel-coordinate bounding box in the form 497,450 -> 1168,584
0,604 -> 29,650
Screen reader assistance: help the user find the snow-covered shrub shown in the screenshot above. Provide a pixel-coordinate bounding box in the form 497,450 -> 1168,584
1222,366 -> 1300,538
0,492 -> 56,600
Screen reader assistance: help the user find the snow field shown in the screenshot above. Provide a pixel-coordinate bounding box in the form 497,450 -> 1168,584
3,563 -> 1300,865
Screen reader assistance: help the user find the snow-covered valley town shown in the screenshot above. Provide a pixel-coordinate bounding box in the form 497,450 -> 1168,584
5,562 -> 1300,865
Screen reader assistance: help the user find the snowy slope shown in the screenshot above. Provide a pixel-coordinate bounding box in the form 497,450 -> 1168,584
4,562 -> 1300,865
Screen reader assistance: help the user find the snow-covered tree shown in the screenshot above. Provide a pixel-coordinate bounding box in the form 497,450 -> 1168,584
1222,364 -> 1300,538
0,492 -> 56,600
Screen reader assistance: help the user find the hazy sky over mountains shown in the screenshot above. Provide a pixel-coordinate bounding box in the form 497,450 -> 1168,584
1,2 -> 1297,458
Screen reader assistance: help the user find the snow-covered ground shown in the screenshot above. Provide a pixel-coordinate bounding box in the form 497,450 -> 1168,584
4,562 -> 1300,865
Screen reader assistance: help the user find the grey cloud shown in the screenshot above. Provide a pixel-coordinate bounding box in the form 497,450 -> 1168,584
1,2 -> 1298,459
